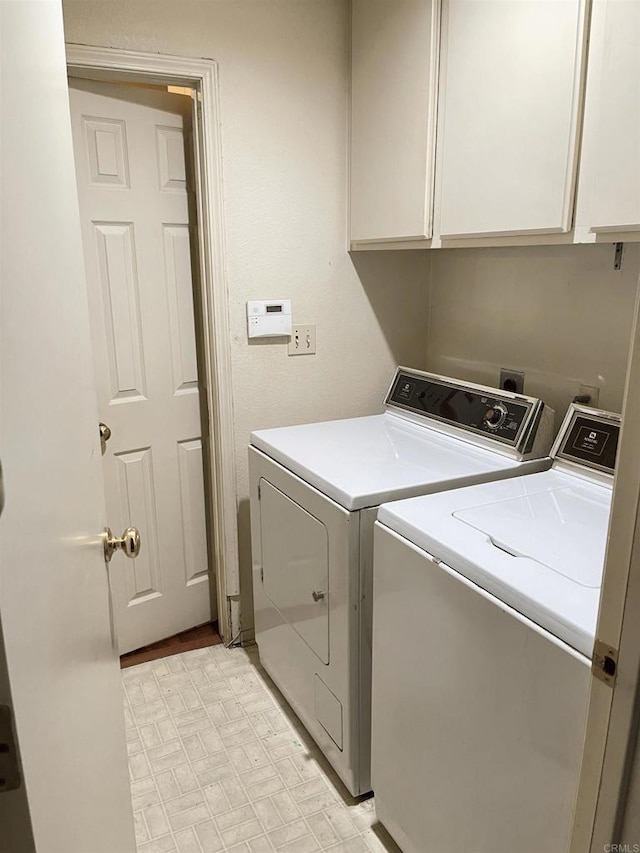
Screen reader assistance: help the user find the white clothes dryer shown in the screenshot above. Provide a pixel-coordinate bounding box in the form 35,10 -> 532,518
371,404 -> 621,852
249,367 -> 554,796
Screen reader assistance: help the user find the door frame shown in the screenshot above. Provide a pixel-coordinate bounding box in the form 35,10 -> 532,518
65,44 -> 239,644
570,269 -> 640,850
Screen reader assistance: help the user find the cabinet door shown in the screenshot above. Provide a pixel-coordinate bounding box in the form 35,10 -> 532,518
438,0 -> 588,239
581,0 -> 640,234
350,0 -> 440,243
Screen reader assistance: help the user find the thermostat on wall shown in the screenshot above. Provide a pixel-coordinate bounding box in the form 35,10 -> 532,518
247,299 -> 292,338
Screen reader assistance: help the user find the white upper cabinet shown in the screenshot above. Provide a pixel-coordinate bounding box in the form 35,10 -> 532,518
437,0 -> 589,239
350,0 -> 440,243
577,0 -> 640,235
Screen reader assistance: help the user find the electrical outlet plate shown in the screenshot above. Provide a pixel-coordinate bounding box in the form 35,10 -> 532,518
288,324 -> 316,356
499,369 -> 525,395
578,384 -> 600,407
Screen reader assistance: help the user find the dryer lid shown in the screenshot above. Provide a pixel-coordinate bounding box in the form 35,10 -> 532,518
251,413 -> 534,511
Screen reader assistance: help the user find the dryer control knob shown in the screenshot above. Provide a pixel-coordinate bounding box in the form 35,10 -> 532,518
484,403 -> 508,429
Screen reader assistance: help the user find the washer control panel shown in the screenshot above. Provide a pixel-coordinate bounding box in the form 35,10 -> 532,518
553,405 -> 621,475
386,370 -> 534,447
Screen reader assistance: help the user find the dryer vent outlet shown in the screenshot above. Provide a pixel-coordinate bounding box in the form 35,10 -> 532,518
499,369 -> 525,395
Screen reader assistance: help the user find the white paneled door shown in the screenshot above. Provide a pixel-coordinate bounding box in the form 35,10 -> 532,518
69,79 -> 213,654
0,2 -> 134,850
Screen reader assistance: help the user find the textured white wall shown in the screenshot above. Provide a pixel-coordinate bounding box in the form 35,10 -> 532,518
427,244 -> 640,429
61,0 -> 430,636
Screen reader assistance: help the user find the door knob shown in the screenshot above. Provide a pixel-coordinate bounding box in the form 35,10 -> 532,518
103,526 -> 141,562
311,590 -> 326,602
99,422 -> 111,455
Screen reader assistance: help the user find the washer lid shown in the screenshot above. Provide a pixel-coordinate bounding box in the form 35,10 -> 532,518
377,469 -> 613,657
250,413 -> 538,511
453,485 -> 608,588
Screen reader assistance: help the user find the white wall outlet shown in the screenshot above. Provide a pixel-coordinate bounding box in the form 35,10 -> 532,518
288,324 -> 316,356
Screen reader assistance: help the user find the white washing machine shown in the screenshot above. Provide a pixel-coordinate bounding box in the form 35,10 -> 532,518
249,367 -> 555,796
371,403 -> 621,852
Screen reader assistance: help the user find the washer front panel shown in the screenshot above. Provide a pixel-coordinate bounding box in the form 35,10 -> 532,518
377,469 -> 611,657
371,524 -> 589,853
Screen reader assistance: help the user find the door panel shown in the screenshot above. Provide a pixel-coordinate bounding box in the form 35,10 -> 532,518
94,222 -> 147,401
115,447 -> 161,602
177,439 -> 209,585
0,3 -> 135,850
157,125 -> 188,189
163,224 -> 199,392
82,116 -> 130,187
69,78 -> 213,653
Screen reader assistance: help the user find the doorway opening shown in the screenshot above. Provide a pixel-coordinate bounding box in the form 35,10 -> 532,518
66,46 -> 240,648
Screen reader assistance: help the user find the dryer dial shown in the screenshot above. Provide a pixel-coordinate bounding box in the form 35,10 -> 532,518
484,403 -> 508,430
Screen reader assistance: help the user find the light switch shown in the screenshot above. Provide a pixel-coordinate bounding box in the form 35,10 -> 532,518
288,324 -> 316,356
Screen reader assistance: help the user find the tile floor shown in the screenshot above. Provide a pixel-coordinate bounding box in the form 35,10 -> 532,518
123,643 -> 401,853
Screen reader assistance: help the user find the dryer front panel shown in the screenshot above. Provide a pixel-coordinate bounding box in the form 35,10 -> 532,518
260,478 -> 329,664
249,446 -> 363,795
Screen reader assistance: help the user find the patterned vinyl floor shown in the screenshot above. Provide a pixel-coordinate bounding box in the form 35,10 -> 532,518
123,643 -> 401,853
